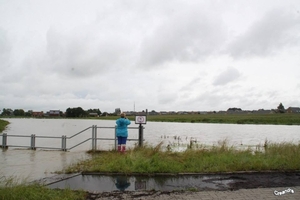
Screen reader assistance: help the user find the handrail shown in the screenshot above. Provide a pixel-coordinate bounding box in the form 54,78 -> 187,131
68,138 -> 91,150
35,136 -> 62,139
68,126 -> 92,139
0,124 -> 145,151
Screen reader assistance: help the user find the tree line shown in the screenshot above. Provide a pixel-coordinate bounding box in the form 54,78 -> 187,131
0,107 -> 106,117
0,103 -> 289,117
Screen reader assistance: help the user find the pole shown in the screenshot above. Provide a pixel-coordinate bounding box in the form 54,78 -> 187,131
95,125 -> 97,151
61,135 -> 67,151
31,134 -> 36,150
1,133 -> 8,149
138,124 -> 143,147
92,125 -> 95,152
115,125 -> 117,151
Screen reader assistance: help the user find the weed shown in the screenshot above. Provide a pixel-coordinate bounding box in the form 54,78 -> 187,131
62,141 -> 300,174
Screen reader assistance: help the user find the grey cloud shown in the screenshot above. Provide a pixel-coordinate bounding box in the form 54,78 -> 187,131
227,9 -> 300,58
0,28 -> 11,67
138,8 -> 226,67
45,26 -> 132,78
213,67 -> 241,86
180,77 -> 203,92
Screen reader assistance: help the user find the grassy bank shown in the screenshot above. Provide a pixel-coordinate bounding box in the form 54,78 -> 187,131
0,182 -> 86,200
0,119 -> 9,133
100,113 -> 300,125
148,113 -> 300,125
2,113 -> 300,125
63,142 -> 300,174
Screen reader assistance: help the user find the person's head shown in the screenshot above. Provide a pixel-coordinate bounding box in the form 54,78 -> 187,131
120,112 -> 126,118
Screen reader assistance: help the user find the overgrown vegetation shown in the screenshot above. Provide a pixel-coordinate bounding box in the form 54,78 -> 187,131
0,119 -> 9,133
63,141 -> 300,174
0,178 -> 86,200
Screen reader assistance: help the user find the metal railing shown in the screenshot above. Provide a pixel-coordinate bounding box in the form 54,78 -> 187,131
0,125 -> 144,151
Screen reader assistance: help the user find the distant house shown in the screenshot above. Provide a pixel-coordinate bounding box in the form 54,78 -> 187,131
123,111 -> 135,116
32,111 -> 44,117
89,113 -> 99,117
149,110 -> 159,115
49,110 -> 61,117
286,107 -> 300,113
168,111 -> 177,115
160,111 -> 168,115
255,109 -> 273,114
115,108 -> 121,115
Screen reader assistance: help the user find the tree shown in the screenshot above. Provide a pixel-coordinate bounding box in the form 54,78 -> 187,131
227,107 -> 242,112
1,108 -> 13,116
13,109 -> 25,116
66,107 -> 87,117
277,103 -> 285,113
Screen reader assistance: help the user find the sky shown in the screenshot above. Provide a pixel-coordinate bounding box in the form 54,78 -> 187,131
0,0 -> 300,113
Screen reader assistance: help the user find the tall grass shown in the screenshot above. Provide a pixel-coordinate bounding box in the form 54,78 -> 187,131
0,177 -> 86,200
63,141 -> 300,174
0,119 -> 9,133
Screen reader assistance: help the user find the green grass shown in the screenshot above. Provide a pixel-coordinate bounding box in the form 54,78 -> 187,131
0,180 -> 86,200
63,141 -> 300,174
147,113 -> 300,125
98,113 -> 300,125
0,119 -> 9,133
2,113 -> 300,125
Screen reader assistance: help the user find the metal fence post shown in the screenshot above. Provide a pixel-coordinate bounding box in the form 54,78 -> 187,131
115,125 -> 117,151
61,135 -> 64,151
138,124 -> 144,147
91,125 -> 95,152
61,135 -> 67,151
95,125 -> 97,151
30,134 -> 36,150
1,133 -> 7,149
64,135 -> 67,151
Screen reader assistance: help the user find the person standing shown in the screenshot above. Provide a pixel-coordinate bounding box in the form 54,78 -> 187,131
116,112 -> 131,152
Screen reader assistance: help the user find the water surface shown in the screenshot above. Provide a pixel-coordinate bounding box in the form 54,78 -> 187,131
1,118 -> 299,182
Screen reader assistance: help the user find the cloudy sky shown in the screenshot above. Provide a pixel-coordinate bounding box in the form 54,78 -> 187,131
0,0 -> 300,113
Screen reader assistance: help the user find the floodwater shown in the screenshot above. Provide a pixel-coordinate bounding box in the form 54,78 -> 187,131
46,174 -> 242,192
47,172 -> 300,192
1,118 -> 300,183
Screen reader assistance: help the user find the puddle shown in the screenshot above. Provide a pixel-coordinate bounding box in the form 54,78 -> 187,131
46,174 -> 240,192
45,172 -> 300,192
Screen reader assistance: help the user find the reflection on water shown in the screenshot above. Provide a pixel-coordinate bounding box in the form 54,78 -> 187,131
47,173 -> 300,192
1,118 -> 300,182
47,174 -> 231,192
115,176 -> 131,191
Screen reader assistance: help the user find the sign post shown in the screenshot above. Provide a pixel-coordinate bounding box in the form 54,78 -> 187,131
135,115 -> 147,147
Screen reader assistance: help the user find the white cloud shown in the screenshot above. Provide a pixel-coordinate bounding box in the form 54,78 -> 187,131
213,67 -> 241,86
227,8 -> 300,58
0,0 -> 300,113
138,6 -> 226,67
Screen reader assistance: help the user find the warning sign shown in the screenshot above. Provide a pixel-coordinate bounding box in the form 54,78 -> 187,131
135,115 -> 147,124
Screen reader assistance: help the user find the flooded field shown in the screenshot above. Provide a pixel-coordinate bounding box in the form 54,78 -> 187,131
1,118 -> 300,182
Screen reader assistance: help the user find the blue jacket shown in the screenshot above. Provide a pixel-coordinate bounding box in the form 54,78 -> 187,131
116,117 -> 131,137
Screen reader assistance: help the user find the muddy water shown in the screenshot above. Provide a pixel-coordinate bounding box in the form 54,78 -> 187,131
47,174 -> 231,192
46,173 -> 300,192
1,118 -> 300,182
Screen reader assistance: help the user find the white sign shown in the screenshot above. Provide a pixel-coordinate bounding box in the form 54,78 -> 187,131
135,115 -> 147,124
